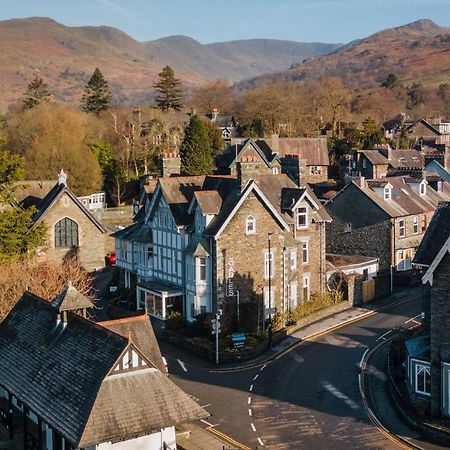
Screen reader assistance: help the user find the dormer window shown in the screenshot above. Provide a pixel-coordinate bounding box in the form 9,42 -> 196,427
384,186 -> 391,200
246,215 -> 256,235
296,207 -> 308,229
420,182 -> 426,196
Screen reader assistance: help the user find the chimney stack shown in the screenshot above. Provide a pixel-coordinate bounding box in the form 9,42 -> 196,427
271,134 -> 280,153
159,153 -> 181,178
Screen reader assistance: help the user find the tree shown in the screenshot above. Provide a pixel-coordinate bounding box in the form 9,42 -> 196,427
81,68 -> 113,114
0,259 -> 95,321
22,77 -> 51,110
154,66 -> 183,112
0,149 -> 46,262
360,117 -> 384,149
381,73 -> 400,89
180,115 -> 212,175
203,120 -> 224,157
190,79 -> 232,114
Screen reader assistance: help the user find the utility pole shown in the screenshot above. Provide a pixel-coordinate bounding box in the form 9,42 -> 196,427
236,290 -> 240,329
268,232 -> 273,349
212,311 -> 221,364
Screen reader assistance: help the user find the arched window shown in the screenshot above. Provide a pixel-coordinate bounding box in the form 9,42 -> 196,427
54,218 -> 79,247
245,215 -> 256,235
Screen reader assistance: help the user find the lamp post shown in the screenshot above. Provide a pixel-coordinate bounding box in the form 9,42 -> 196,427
268,232 -> 274,349
236,290 -> 240,329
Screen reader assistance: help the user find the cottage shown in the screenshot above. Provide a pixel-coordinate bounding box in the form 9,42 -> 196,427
326,176 -> 450,289
0,287 -> 207,449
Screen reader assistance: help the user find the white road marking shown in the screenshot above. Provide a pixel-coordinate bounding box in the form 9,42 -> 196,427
405,313 -> 422,324
200,419 -> 219,428
200,403 -> 211,408
290,353 -> 305,364
322,381 -> 360,410
253,374 -> 259,381
257,437 -> 264,446
249,384 -> 253,392
248,397 -> 251,404
359,348 -> 369,369
251,423 -> 256,432
260,364 -> 267,371
376,330 -> 392,341
248,408 -> 252,416
177,359 -> 187,372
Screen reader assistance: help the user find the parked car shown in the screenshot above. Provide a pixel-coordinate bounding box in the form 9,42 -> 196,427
106,251 -> 116,266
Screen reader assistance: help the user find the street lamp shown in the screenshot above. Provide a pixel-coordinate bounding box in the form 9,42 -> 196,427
235,290 -> 240,329
268,232 -> 274,349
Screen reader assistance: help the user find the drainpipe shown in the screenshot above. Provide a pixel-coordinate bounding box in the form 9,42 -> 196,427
390,219 -> 395,294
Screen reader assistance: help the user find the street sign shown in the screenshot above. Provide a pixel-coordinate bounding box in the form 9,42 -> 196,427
211,319 -> 221,334
231,332 -> 246,349
265,307 -> 276,318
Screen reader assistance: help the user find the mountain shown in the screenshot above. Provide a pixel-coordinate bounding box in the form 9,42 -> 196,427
238,19 -> 450,91
0,17 -> 340,108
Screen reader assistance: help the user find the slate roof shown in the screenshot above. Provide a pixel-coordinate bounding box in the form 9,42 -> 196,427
360,150 -> 389,166
156,176 -> 237,226
112,222 -> 152,243
405,335 -> 430,360
405,118 -> 442,136
32,182 -> 106,233
0,292 -> 127,446
99,315 -> 165,373
256,137 -> 329,166
13,180 -> 57,208
388,150 -> 424,169
424,160 -> 450,183
413,202 -> 450,266
0,292 -> 207,448
194,190 -> 223,215
326,253 -> 378,269
51,283 -> 94,312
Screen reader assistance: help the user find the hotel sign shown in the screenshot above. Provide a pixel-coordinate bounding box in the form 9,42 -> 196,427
227,257 -> 235,297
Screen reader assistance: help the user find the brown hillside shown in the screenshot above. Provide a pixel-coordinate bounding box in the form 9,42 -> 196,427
0,17 -> 339,109
238,19 -> 450,91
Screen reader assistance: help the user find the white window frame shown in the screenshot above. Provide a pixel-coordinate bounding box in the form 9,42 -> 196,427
290,248 -> 297,270
396,249 -> 412,271
290,281 -> 298,309
302,241 -> 309,264
420,182 -> 426,196
415,363 -> 431,396
296,207 -> 308,230
344,223 -> 352,233
245,215 -> 256,235
264,251 -> 274,279
303,275 -> 310,302
399,219 -> 406,238
413,216 -> 419,234
384,186 -> 391,200
198,257 -> 207,282
264,286 -> 275,312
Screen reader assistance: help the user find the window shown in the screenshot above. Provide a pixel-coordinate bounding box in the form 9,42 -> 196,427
303,275 -> 310,302
54,217 -> 78,247
413,216 -> 419,234
397,249 -> 412,271
302,241 -> 309,264
420,182 -> 426,196
310,166 -> 322,175
399,219 -> 405,238
246,215 -> 256,235
415,364 -> 431,395
198,257 -> 207,281
264,251 -> 274,279
272,167 -> 280,174
362,158 -> 367,169
264,287 -> 275,312
290,249 -> 297,270
147,245 -> 153,261
296,207 -> 308,229
344,223 -> 352,233
384,186 -> 391,200
290,281 -> 298,309
421,215 -> 427,232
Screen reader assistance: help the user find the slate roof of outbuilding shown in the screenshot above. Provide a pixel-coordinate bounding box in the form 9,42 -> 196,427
99,315 -> 165,372
52,283 -> 94,312
413,201 -> 450,266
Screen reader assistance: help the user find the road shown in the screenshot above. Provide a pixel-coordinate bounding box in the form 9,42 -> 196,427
166,292 -> 425,449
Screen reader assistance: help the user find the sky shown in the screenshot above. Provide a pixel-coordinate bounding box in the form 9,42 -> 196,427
1,0 -> 450,44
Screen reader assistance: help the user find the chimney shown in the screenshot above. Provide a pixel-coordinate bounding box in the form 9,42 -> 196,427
359,176 -> 365,188
298,158 -> 307,187
445,146 -> 450,172
159,153 -> 181,177
237,155 -> 261,191
271,134 -> 280,153
211,108 -> 219,122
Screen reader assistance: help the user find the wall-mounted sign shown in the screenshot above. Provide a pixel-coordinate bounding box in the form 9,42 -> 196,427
227,257 -> 235,297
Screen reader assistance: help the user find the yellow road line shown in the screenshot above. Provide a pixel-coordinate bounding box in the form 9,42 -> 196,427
207,426 -> 252,450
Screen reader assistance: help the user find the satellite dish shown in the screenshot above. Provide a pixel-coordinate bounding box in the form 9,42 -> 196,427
133,204 -> 140,215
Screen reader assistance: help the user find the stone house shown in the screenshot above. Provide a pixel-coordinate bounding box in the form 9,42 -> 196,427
0,286 -> 207,449
325,176 -> 450,288
30,171 -> 107,271
114,171 -> 330,329
407,202 -> 450,416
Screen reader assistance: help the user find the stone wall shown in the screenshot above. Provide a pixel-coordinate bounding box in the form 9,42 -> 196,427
430,253 -> 450,415
41,191 -> 106,271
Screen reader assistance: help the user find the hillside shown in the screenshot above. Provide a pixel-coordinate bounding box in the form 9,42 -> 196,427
0,17 -> 340,109
238,19 -> 450,91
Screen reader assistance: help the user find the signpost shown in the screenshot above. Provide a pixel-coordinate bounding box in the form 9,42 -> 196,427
211,313 -> 221,364
231,332 -> 246,350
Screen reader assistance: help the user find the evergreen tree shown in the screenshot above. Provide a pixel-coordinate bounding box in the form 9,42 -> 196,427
81,68 -> 113,114
22,77 -> 51,110
204,121 -> 224,157
153,65 -> 183,111
180,115 -> 212,175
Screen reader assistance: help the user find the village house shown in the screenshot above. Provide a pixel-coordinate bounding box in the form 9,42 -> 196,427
325,175 -> 450,289
0,285 -> 207,449
114,167 -> 331,328
27,170 -> 107,271
406,202 -> 450,416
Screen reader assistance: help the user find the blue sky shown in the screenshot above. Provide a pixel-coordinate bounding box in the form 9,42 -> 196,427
1,0 -> 450,44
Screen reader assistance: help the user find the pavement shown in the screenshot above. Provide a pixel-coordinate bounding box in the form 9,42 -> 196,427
161,286 -> 421,449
